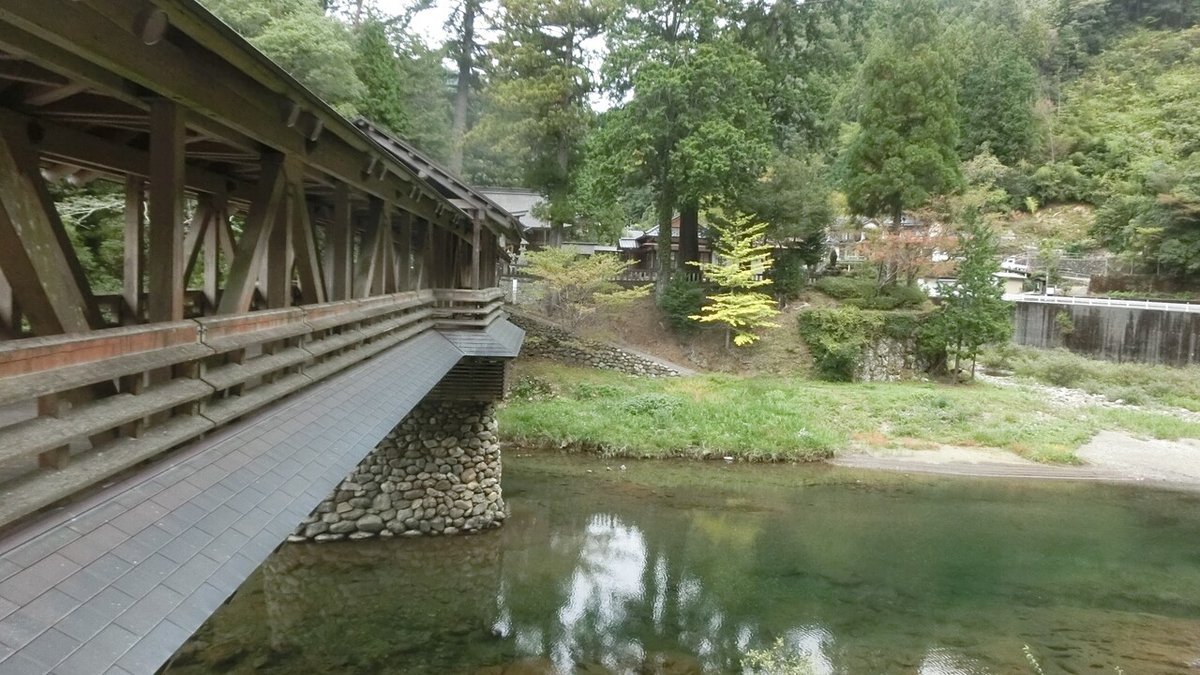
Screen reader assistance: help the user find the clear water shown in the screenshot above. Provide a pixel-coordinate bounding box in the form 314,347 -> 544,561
168,453 -> 1200,674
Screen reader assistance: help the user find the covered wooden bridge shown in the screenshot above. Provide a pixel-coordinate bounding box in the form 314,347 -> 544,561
0,1 -> 524,672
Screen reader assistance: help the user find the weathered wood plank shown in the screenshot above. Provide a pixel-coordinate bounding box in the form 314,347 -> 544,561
122,176 -> 145,323
291,178 -> 326,306
147,98 -> 186,322
328,182 -> 352,301
0,130 -> 95,335
353,198 -> 385,298
217,152 -> 285,314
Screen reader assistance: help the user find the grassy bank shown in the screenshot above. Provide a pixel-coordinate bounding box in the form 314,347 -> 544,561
981,345 -> 1200,412
498,361 -> 1200,463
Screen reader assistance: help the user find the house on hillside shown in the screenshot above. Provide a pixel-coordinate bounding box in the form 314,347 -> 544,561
618,215 -> 714,273
476,187 -> 569,249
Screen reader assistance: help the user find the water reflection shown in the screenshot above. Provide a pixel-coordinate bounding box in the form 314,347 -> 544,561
168,457 -> 1200,674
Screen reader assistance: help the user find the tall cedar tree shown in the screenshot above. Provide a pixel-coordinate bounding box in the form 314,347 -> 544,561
690,214 -> 780,347
842,0 -> 961,232
447,0 -> 485,175
479,0 -> 609,244
591,0 -> 771,295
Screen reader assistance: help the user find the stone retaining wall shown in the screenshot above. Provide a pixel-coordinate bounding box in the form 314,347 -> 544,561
289,401 -> 505,542
508,313 -> 678,377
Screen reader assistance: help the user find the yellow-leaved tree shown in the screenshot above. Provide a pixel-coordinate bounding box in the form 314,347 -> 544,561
523,248 -> 649,328
689,215 -> 780,347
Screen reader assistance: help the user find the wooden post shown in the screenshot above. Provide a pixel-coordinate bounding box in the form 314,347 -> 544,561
147,99 -> 186,323
398,211 -> 412,291
37,395 -> 70,469
330,182 -> 352,300
424,221 -> 438,289
266,179 -> 294,308
470,217 -> 482,290
123,176 -> 145,323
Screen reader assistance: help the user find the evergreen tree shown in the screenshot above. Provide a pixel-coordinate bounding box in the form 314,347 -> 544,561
690,214 -> 780,347
925,217 -> 1012,378
841,0 -> 961,232
353,18 -> 408,134
956,26 -> 1039,164
474,0 -> 611,242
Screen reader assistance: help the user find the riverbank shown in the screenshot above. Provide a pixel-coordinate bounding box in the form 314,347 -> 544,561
498,360 -> 1200,467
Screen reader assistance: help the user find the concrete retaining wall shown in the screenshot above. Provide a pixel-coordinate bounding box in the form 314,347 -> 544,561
1013,302 -> 1200,366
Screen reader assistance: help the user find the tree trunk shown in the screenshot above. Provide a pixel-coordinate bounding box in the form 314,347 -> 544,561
654,189 -> 674,299
678,202 -> 699,274
449,0 -> 477,176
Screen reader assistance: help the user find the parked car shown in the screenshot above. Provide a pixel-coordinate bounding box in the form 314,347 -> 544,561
1001,257 -> 1029,273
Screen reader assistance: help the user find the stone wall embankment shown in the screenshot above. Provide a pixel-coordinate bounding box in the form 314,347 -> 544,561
289,401 -> 504,542
508,313 -> 678,377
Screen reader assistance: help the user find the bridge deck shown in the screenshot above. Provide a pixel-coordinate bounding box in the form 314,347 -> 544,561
0,329 -> 481,674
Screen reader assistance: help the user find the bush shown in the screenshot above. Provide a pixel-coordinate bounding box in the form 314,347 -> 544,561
511,376 -> 555,401
814,276 -> 928,310
797,307 -> 884,381
621,392 -> 680,415
814,275 -> 873,300
658,275 -> 707,334
1030,351 -> 1089,387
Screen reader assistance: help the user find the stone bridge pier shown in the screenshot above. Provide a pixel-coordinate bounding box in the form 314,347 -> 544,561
292,398 -> 506,542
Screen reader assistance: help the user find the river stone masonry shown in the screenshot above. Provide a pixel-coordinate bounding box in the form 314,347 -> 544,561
508,312 -> 678,377
289,401 -> 505,542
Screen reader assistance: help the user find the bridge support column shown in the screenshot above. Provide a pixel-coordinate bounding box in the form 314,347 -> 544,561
291,400 -> 505,542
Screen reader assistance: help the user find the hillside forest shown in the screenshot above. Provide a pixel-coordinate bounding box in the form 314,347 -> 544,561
60,0 -> 1200,293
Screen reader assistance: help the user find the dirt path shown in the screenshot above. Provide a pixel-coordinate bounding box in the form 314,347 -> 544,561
615,345 -> 700,377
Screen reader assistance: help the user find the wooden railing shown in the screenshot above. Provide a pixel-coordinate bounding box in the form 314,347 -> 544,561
0,288 -> 505,528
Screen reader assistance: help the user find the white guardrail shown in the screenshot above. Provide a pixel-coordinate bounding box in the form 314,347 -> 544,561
1003,293 -> 1200,314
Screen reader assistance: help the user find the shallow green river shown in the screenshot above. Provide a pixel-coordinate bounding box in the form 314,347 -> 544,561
168,453 -> 1200,674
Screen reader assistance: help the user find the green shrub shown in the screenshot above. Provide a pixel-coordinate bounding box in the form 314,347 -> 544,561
511,376 -> 555,401
658,275 -> 707,334
815,276 -> 927,310
797,307 -> 884,381
814,275 -> 874,300
621,392 -> 680,415
1030,351 -> 1089,387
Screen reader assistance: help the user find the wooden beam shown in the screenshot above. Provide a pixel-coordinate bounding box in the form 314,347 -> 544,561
181,198 -> 212,287
202,198 -> 223,310
217,152 -> 285,314
353,198 -> 384,298
0,267 -> 15,338
291,177 -> 325,305
147,98 -> 185,323
0,129 -> 95,335
328,181 -> 351,300
0,0 -> 457,227
122,176 -> 144,323
0,109 -> 245,203
398,211 -> 412,291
